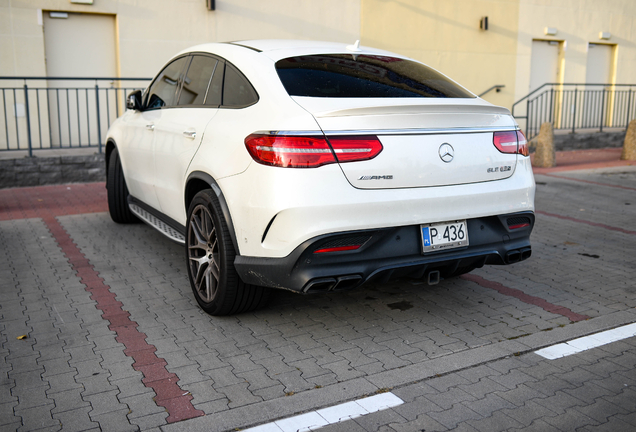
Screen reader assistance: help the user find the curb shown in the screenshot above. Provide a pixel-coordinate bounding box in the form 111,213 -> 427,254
0,154 -> 105,189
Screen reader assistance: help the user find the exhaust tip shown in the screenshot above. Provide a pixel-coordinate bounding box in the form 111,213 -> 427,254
303,278 -> 336,293
506,250 -> 521,263
520,247 -> 532,260
333,275 -> 362,291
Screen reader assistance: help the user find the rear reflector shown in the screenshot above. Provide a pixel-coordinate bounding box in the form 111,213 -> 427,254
312,235 -> 371,254
244,134 -> 383,168
493,130 -> 529,157
507,216 -> 531,230
314,245 -> 362,254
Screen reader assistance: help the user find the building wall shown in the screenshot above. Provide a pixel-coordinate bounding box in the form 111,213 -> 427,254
360,0 -> 521,109
1,0 -> 361,78
514,0 -> 636,103
1,0 -> 633,105
361,0 -> 635,110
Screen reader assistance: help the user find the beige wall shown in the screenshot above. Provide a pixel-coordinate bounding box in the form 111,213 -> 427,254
514,0 -> 636,103
1,0 -> 634,107
1,0 -> 361,78
361,0 -> 635,110
361,0 -> 521,109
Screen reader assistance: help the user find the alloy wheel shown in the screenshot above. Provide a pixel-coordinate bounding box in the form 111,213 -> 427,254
187,204 -> 220,303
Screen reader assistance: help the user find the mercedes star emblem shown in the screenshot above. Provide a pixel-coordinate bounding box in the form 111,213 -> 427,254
439,143 -> 454,163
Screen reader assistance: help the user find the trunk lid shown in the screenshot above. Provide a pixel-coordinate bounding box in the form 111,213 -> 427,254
294,97 -> 519,189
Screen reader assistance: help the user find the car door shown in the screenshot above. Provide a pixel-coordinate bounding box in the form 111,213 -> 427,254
121,55 -> 190,211
153,54 -> 223,224
117,106 -> 161,209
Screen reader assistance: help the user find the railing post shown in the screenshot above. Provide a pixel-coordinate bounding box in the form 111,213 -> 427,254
599,88 -> 606,132
23,83 -> 33,157
95,83 -> 102,153
526,99 -> 530,138
626,89 -> 633,129
549,88 -> 554,123
572,88 -> 578,134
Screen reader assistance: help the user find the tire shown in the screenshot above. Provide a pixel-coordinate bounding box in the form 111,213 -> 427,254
107,148 -> 138,224
185,189 -> 270,315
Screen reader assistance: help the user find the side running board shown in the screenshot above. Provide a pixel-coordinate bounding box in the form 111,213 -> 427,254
129,203 -> 185,244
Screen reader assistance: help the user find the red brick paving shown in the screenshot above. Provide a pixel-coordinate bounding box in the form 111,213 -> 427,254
6,173 -> 627,422
0,183 -> 205,424
536,210 -> 636,236
531,147 -> 634,174
0,182 -> 107,220
462,274 -> 590,322
540,173 -> 636,191
43,215 -> 204,423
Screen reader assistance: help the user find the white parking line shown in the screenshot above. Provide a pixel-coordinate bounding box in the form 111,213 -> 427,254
535,323 -> 636,359
243,392 -> 404,432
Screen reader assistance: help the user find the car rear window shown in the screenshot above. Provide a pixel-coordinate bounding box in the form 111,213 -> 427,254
275,54 -> 474,98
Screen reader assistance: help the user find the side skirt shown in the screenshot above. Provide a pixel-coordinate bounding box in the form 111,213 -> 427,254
127,196 -> 186,245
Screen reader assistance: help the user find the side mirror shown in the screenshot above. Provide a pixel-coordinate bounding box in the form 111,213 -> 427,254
127,90 -> 143,111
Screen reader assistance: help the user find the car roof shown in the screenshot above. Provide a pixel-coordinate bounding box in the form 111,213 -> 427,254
178,39 -> 402,63
230,39 -> 361,52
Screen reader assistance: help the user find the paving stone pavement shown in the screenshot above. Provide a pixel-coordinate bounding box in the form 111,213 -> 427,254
0,163 -> 635,431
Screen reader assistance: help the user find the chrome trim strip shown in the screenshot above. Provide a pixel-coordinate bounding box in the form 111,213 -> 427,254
255,130 -> 324,136
257,126 -> 520,137
323,126 -> 521,136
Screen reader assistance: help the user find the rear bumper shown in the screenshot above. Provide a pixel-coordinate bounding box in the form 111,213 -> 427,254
234,211 -> 534,293
219,156 -> 535,259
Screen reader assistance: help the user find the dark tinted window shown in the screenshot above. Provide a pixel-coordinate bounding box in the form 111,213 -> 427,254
146,56 -> 189,109
178,55 -> 218,106
222,64 -> 258,107
205,61 -> 224,106
275,54 -> 474,98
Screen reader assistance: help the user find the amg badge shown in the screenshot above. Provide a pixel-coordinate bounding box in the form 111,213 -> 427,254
358,175 -> 393,180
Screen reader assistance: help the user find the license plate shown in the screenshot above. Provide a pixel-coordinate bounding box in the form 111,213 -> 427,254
421,220 -> 468,253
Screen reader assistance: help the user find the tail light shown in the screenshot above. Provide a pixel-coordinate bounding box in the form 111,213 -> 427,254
517,131 -> 529,156
493,130 -> 529,157
327,136 -> 383,163
244,134 -> 383,168
244,135 -> 334,168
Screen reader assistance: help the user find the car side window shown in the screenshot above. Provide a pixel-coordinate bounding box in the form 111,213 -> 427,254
205,61 -> 224,107
178,55 -> 219,106
222,63 -> 258,108
145,56 -> 190,110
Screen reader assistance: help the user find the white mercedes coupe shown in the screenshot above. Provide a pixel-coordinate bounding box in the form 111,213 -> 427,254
106,40 -> 535,315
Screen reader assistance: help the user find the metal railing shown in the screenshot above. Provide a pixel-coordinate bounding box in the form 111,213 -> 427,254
512,83 -> 636,140
478,85 -> 505,98
0,77 -> 151,156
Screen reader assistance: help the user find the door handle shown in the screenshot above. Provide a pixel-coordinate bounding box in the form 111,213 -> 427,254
183,130 -> 196,139
146,123 -> 155,130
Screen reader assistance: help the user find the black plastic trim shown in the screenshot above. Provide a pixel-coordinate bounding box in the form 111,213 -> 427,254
185,171 -> 239,253
234,211 -> 535,293
261,214 -> 277,243
226,42 -> 263,52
